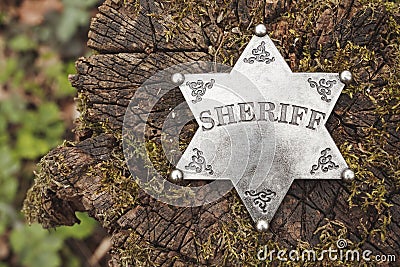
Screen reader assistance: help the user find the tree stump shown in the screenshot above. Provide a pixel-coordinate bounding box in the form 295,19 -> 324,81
23,0 -> 399,266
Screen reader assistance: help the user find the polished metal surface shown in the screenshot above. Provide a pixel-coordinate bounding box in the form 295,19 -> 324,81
339,70 -> 353,84
169,169 -> 184,182
256,219 -> 269,232
254,23 -> 267,37
176,33 -> 350,227
171,72 -> 185,85
341,168 -> 355,181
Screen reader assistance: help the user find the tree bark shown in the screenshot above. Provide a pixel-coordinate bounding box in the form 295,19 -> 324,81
24,0 -> 399,266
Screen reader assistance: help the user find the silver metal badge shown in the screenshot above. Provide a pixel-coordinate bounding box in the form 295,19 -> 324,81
173,24 -> 353,231
123,24 -> 354,232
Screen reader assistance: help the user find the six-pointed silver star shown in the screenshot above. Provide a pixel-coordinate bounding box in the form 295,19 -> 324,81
175,28 -> 351,230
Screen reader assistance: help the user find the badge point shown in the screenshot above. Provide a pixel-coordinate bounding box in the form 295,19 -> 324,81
340,70 -> 353,84
171,73 -> 185,85
254,23 -> 267,37
256,219 -> 269,232
169,169 -> 184,182
341,168 -> 355,181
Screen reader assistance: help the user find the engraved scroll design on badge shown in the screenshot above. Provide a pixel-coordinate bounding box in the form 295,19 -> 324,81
243,41 -> 275,64
310,148 -> 339,174
308,78 -> 337,103
185,148 -> 214,175
186,79 -> 215,104
245,189 -> 277,213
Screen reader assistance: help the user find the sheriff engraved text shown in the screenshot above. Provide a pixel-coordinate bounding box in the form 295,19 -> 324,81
199,101 -> 326,131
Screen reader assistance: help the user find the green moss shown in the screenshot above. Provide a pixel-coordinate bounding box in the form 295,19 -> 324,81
168,1 -> 236,38
74,91 -> 121,140
23,147 -> 72,228
197,193 -> 277,266
114,231 -> 159,266
95,154 -> 138,228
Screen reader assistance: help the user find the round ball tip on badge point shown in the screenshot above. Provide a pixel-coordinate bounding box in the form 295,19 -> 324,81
341,168 -> 355,182
255,24 -> 267,37
171,73 -> 185,86
169,169 -> 184,183
256,219 -> 269,232
339,70 -> 353,84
